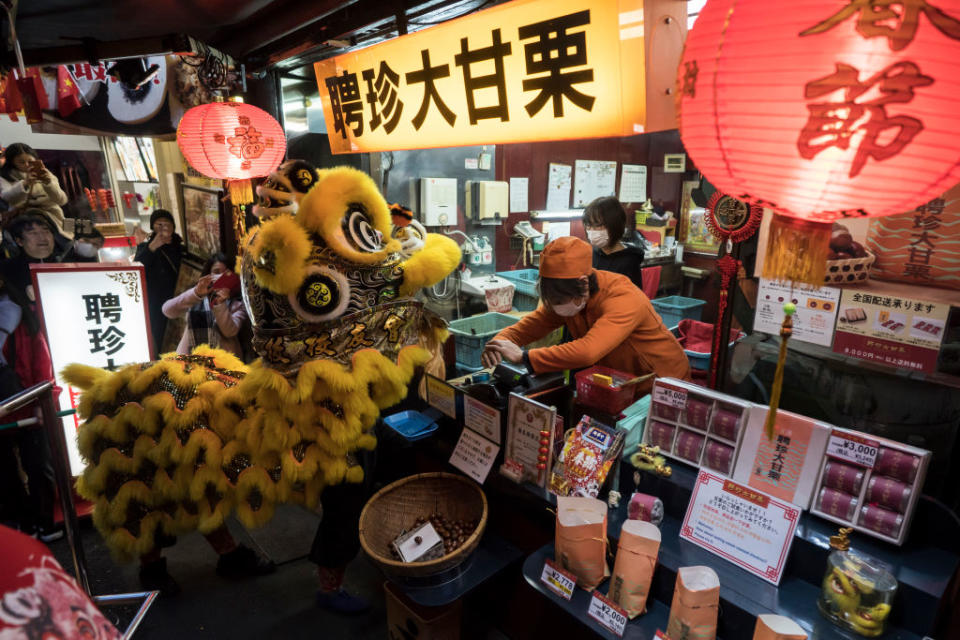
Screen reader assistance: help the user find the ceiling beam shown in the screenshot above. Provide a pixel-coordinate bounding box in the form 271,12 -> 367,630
5,34 -> 197,68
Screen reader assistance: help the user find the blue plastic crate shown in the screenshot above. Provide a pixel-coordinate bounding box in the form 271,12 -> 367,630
651,295 -> 706,328
448,312 -> 519,370
669,325 -> 746,371
496,269 -> 539,299
513,292 -> 540,312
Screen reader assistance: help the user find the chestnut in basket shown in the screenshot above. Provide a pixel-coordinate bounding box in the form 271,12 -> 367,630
848,241 -> 867,258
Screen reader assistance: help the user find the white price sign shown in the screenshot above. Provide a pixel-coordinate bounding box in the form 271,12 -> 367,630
587,591 -> 628,637
653,384 -> 687,409
540,559 -> 575,601
827,431 -> 879,468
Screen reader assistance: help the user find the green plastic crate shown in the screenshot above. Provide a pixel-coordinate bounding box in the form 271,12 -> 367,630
448,312 -> 519,370
496,269 -> 539,298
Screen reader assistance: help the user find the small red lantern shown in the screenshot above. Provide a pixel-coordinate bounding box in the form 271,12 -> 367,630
679,0 -> 960,222
177,100 -> 286,242
177,100 -> 285,183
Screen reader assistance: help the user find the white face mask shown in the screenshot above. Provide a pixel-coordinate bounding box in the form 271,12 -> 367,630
586,229 -> 608,248
551,298 -> 586,317
74,241 -> 98,258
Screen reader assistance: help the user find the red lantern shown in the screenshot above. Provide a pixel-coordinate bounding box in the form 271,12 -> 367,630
678,0 -> 960,222
177,100 -> 286,185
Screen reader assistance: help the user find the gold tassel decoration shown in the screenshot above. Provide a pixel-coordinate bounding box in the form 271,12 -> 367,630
762,214 -> 831,287
228,179 -> 255,251
764,303 -> 796,440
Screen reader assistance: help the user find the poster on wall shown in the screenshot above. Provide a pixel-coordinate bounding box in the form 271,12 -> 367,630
679,179 -> 721,255
754,279 -> 841,348
314,0 -> 647,154
31,264 -> 152,475
832,289 -> 950,373
179,181 -> 223,261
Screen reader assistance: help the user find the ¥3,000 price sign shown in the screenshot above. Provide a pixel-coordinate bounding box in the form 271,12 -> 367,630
827,430 -> 879,468
587,591 -> 628,637
540,559 -> 575,601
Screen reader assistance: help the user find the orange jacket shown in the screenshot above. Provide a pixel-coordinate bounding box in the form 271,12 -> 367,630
494,270 -> 691,390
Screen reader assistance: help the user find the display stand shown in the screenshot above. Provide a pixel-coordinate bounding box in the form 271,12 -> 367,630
519,460 -> 956,639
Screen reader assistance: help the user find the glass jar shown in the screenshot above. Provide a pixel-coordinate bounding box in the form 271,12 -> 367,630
818,528 -> 897,637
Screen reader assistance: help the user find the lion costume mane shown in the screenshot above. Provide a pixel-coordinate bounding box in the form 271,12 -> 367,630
63,164 -> 460,560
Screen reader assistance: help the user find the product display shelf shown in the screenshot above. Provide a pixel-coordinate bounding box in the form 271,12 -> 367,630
521,545 -> 677,640
621,462 -> 957,638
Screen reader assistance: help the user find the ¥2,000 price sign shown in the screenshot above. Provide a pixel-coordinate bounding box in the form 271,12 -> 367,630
653,383 -> 687,409
540,559 -> 575,601
827,431 -> 879,468
587,591 -> 628,637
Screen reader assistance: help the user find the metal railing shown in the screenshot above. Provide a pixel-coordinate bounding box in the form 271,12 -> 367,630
0,380 -> 157,639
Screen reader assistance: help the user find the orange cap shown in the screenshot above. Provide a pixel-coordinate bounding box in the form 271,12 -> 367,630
539,236 -> 593,279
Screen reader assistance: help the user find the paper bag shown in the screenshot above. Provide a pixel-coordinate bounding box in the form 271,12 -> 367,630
555,496 -> 608,591
666,566 -> 720,640
752,614 -> 807,640
608,520 -> 661,618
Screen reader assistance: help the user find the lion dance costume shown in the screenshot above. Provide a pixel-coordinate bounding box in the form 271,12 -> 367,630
63,164 -> 461,561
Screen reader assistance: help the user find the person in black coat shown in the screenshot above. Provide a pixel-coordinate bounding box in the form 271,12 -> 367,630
135,209 -> 183,355
582,196 -> 645,290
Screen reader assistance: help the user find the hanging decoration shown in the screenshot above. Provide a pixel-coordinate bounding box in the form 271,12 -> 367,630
177,99 -> 286,245
678,0 -> 960,285
703,192 -> 764,389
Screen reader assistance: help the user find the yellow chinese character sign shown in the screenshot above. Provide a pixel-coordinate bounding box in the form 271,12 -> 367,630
314,0 -> 646,154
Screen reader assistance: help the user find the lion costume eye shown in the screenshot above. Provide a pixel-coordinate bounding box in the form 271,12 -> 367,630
345,205 -> 383,253
288,266 -> 350,322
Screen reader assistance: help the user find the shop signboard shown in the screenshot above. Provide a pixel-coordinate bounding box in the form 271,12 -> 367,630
31,263 -> 152,475
314,0 -> 646,154
754,278 -> 841,347
505,392 -> 557,487
425,373 -> 458,419
832,289 -> 950,373
680,471 -> 801,586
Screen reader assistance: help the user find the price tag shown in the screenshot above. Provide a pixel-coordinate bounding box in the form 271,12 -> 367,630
654,632 -> 668,640
653,384 -> 687,409
540,559 -> 576,601
826,431 -> 879,468
587,591 -> 628,637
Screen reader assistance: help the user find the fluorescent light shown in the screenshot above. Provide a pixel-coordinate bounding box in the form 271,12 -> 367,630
530,209 -> 584,220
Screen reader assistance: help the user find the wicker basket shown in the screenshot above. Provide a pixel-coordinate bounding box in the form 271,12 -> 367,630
824,251 -> 876,285
359,472 -> 488,578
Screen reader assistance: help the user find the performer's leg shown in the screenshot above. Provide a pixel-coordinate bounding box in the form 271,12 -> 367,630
205,524 -> 275,579
311,480 -> 370,614
139,547 -> 181,596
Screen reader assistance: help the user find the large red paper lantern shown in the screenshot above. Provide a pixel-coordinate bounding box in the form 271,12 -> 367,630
678,0 -> 960,222
177,101 -> 286,182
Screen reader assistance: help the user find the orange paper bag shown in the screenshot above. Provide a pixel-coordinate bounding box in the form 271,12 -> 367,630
666,566 -> 720,640
555,496 -> 608,591
608,520 -> 661,618
752,614 -> 807,640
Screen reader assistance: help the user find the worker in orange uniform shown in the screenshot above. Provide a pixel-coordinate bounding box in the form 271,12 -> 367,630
481,236 -> 690,393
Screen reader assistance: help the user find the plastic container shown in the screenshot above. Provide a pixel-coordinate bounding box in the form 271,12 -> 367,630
496,269 -> 539,298
818,530 -> 897,637
448,312 -> 519,370
575,366 -> 637,414
383,410 -> 438,442
670,322 -> 746,371
512,292 -> 540,312
652,295 -> 706,328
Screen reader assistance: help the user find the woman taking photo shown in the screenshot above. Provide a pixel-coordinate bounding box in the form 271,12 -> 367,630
162,253 -> 246,358
0,144 -> 70,237
583,196 -> 645,290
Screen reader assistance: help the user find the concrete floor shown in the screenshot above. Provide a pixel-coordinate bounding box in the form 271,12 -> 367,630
45,504 -> 508,640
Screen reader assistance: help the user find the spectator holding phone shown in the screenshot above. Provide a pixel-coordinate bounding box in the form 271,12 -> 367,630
135,209 -> 183,353
0,144 -> 70,238
162,252 -> 246,358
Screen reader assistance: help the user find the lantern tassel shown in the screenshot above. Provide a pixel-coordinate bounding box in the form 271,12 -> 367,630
761,214 -> 830,287
228,179 -> 254,206
764,303 -> 796,440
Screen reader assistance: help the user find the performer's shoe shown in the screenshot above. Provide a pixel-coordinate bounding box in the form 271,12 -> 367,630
215,544 -> 276,579
316,588 -> 371,615
139,558 -> 181,596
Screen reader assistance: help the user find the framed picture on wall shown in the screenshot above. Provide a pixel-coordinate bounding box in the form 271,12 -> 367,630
679,179 -> 721,256
177,178 -> 223,262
